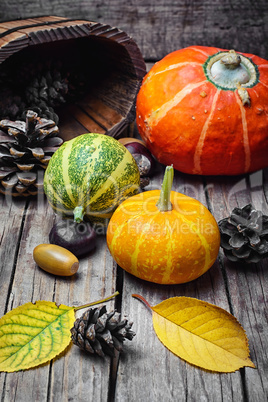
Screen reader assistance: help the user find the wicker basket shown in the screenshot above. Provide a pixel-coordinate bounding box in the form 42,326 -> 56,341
0,16 -> 146,140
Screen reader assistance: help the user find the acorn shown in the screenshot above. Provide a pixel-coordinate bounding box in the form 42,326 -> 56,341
33,244 -> 79,276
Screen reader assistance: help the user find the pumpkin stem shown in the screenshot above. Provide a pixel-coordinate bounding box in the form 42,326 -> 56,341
156,165 -> 174,212
205,49 -> 258,95
220,49 -> 241,70
73,206 -> 84,223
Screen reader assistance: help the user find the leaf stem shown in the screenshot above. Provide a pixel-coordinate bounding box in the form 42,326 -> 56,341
156,165 -> 174,212
132,294 -> 152,314
74,291 -> 119,312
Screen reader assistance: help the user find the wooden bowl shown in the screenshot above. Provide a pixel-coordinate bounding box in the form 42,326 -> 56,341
0,16 -> 146,140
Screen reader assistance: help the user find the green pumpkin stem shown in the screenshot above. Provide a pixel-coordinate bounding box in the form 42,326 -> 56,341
73,206 -> 84,223
156,165 -> 174,212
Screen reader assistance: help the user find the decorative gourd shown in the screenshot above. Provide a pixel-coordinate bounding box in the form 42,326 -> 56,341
44,133 -> 140,227
106,166 -> 220,284
136,46 -> 268,176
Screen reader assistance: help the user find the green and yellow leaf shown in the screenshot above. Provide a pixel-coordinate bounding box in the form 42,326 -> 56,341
0,292 -> 119,372
0,301 -> 75,372
133,295 -> 255,373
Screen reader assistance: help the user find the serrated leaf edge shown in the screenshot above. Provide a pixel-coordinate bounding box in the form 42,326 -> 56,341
0,301 -> 74,372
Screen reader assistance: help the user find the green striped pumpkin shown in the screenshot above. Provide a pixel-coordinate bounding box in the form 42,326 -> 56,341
43,133 -> 140,227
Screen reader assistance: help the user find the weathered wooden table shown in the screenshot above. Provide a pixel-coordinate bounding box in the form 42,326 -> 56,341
0,1 -> 268,401
0,126 -> 267,401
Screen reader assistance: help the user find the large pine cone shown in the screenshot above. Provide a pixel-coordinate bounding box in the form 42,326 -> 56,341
0,110 -> 63,197
71,305 -> 135,357
218,204 -> 268,263
0,58 -> 88,123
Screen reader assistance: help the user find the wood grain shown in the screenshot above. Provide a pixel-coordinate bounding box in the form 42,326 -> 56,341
0,196 -> 117,401
0,1 -> 267,60
0,143 -> 267,401
206,173 -> 268,401
114,167 -> 246,401
0,3 -> 268,402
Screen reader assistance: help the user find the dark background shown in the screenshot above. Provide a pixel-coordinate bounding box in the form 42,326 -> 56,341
1,0 -> 268,62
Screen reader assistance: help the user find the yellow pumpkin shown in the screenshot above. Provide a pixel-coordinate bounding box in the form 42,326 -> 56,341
107,166 -> 220,284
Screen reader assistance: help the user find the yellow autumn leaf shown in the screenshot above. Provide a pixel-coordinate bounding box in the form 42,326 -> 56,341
0,292 -> 119,373
133,295 -> 255,373
0,301 -> 75,372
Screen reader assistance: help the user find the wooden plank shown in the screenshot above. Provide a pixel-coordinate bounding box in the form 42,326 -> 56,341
205,171 -> 268,401
0,196 -> 117,401
0,18 -> 40,29
48,236 -> 117,402
0,32 -> 28,52
57,106 -> 106,141
66,104 -> 108,134
0,197 -> 54,401
0,195 -> 27,314
78,97 -> 124,130
114,166 -> 247,401
0,147 -> 267,400
1,1 -> 267,60
0,4 -> 267,400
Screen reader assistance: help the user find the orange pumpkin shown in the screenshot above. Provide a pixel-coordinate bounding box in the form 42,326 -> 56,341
136,46 -> 268,176
106,166 -> 220,284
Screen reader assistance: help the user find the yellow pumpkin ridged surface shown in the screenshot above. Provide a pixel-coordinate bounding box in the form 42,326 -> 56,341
107,166 -> 220,284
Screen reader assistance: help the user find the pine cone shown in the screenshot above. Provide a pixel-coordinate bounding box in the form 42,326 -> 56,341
0,87 -> 26,120
0,57 -> 88,124
218,204 -> 268,263
20,104 -> 60,125
71,305 -> 135,357
25,70 -> 68,109
0,110 -> 63,197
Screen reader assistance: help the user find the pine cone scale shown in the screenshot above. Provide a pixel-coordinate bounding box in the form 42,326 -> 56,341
29,147 -> 45,159
10,147 -> 26,158
0,167 -> 17,179
86,323 -> 95,341
15,183 -> 28,193
2,174 -> 18,188
17,171 -> 36,186
16,163 -> 35,171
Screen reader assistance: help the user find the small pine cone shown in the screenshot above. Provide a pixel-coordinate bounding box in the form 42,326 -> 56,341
71,306 -> 135,357
0,110 -> 63,197
24,69 -> 68,109
218,204 -> 268,263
